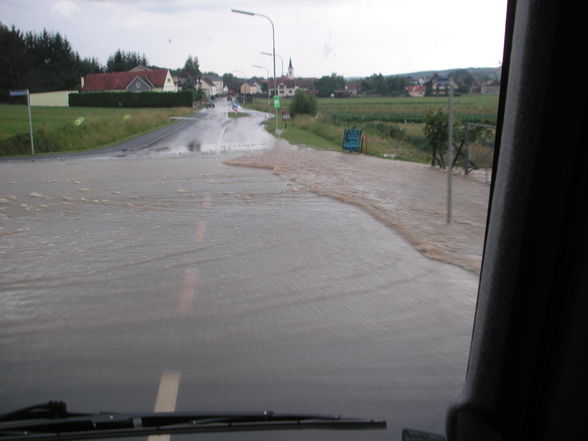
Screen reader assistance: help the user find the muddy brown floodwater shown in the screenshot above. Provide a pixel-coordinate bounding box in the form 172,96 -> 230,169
0,104 -> 486,439
227,141 -> 491,274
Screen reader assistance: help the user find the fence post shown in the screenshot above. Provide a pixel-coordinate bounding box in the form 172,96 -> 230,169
26,90 -> 35,155
464,123 -> 470,174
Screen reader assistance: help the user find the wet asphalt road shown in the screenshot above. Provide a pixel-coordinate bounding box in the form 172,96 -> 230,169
0,101 -> 479,441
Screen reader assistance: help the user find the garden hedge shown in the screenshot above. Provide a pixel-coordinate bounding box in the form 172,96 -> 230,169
69,91 -> 194,107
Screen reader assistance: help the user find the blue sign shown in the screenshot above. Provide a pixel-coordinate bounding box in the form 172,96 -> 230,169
342,128 -> 362,152
9,90 -> 28,97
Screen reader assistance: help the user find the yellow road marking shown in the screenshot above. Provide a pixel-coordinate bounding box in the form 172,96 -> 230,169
195,220 -> 207,242
148,371 -> 181,441
178,267 -> 198,315
202,193 -> 211,209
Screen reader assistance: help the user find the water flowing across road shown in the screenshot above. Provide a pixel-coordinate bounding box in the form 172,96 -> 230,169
0,100 -> 481,440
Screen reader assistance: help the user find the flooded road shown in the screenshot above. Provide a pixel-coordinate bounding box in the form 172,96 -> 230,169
0,102 -> 479,440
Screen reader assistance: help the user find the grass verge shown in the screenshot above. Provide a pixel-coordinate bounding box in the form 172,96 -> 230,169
245,95 -> 497,164
0,105 -> 194,156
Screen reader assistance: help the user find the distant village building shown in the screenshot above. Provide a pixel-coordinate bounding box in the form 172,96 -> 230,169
345,82 -> 360,96
265,59 -> 317,97
481,80 -> 501,95
199,77 -> 217,97
240,80 -> 262,95
81,67 -> 177,92
224,81 -> 242,97
202,74 -> 223,92
271,77 -> 317,97
406,85 -> 426,97
430,77 -> 458,96
422,76 -> 458,96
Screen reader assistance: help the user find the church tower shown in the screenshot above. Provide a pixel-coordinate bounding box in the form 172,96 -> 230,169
287,58 -> 294,79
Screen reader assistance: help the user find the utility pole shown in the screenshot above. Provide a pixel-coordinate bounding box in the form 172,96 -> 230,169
447,78 -> 454,223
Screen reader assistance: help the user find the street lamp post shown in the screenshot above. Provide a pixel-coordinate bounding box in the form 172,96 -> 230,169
261,51 -> 283,78
232,9 -> 278,136
252,64 -> 270,105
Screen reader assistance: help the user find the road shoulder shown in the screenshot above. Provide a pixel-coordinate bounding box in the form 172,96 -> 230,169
227,143 -> 489,273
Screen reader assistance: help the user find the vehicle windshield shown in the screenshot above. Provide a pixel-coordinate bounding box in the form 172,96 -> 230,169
0,1 -> 507,440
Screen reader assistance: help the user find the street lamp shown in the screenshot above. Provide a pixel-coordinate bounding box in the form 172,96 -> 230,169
232,9 -> 278,136
252,64 -> 271,105
261,51 -> 283,78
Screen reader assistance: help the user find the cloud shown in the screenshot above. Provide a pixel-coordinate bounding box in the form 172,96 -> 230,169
51,0 -> 81,18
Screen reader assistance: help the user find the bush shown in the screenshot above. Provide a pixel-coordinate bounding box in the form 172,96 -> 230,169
289,90 -> 317,117
69,91 -> 195,107
194,89 -> 206,101
423,108 -> 449,153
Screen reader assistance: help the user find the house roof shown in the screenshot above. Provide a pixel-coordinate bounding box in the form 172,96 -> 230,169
203,74 -> 222,82
275,78 -> 316,89
82,69 -> 169,91
200,77 -> 215,88
224,81 -> 243,92
129,65 -> 151,72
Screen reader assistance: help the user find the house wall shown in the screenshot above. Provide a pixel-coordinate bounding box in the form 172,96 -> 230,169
277,85 -> 294,96
127,78 -> 152,92
241,84 -> 259,95
30,90 -> 77,107
200,85 -> 217,97
162,71 -> 177,92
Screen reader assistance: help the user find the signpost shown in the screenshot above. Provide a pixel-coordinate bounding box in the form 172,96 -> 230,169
273,95 -> 281,109
342,128 -> 362,153
282,111 -> 290,128
9,89 -> 35,155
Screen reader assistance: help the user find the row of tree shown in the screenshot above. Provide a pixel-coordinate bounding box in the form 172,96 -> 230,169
0,23 -> 99,92
312,73 -> 410,97
0,22 -> 202,94
359,74 -> 411,96
313,71 -> 476,97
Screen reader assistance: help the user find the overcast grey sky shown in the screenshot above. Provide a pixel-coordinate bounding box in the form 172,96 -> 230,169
1,0 -> 508,78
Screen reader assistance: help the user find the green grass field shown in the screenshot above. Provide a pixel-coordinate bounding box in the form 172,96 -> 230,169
246,95 -> 498,164
0,105 -> 194,156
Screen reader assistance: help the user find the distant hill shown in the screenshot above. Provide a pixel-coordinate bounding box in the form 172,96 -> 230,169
346,67 -> 501,82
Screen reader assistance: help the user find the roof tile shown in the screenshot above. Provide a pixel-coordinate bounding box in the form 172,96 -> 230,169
83,69 -> 169,91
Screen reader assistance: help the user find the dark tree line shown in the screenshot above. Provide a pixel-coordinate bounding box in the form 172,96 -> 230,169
360,74 -> 410,96
0,23 -> 163,93
315,73 -> 346,97
105,50 -> 148,72
0,23 -> 102,92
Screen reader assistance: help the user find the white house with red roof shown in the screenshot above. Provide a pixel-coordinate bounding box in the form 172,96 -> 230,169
81,67 -> 177,93
271,77 -> 317,97
406,85 -> 426,97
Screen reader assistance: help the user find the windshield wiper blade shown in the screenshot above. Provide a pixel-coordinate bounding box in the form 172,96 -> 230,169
0,402 -> 386,441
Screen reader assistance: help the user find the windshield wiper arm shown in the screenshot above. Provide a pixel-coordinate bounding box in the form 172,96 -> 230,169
0,402 -> 386,441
